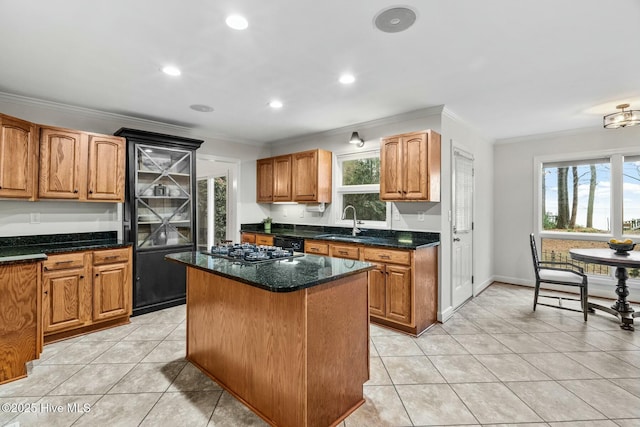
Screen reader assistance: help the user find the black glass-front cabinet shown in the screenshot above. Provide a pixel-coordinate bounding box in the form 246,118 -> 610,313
115,128 -> 203,316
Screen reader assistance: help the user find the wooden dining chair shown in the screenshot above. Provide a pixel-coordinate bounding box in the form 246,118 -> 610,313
529,234 -> 588,321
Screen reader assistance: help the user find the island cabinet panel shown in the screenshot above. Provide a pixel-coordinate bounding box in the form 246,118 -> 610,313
39,127 -> 83,199
0,262 -> 41,385
380,129 -> 441,202
0,113 -> 37,199
186,267 -> 369,427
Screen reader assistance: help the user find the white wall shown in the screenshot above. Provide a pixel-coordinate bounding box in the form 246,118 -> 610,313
440,110 -> 495,319
493,125 -> 640,298
0,92 -> 266,239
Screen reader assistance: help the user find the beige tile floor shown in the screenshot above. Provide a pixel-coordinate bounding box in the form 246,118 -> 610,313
1,282 -> 640,426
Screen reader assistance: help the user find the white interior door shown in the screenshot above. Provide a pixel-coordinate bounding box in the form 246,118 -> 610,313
452,148 -> 474,308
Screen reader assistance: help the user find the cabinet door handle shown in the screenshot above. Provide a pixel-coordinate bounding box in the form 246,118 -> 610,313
339,251 -> 348,255
380,254 -> 390,259
103,255 -> 119,259
55,260 -> 74,265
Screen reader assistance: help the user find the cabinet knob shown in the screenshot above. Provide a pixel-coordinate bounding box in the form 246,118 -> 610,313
89,190 -> 93,194
95,273 -> 99,277
43,291 -> 48,295
80,275 -> 84,279
74,189 -> 78,193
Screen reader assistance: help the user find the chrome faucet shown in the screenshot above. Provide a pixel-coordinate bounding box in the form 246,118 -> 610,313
342,205 -> 361,236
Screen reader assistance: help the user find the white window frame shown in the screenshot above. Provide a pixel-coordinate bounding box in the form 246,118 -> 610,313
334,149 -> 391,229
533,148 -> 640,287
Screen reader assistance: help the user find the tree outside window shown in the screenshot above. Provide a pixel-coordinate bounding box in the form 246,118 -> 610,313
337,153 -> 388,225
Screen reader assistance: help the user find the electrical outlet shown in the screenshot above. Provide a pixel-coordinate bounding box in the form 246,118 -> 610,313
393,205 -> 400,221
299,207 -> 304,218
283,208 -> 287,217
417,211 -> 425,222
30,212 -> 41,224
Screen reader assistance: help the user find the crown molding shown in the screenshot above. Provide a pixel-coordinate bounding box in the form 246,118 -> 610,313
0,91 -> 262,147
441,106 -> 494,143
268,105 -> 445,147
494,124 -> 606,145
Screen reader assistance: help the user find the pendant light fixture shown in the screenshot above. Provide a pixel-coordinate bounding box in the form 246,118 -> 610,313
349,131 -> 364,147
603,103 -> 640,129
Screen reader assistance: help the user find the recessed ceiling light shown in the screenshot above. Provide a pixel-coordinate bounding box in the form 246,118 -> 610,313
190,104 -> 214,112
269,100 -> 283,109
339,74 -> 356,85
161,66 -> 181,76
226,15 -> 248,30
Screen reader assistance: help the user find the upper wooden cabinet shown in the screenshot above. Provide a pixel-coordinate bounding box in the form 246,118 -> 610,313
292,149 -> 332,203
0,113 -> 37,200
380,130 -> 441,202
257,150 -> 330,203
39,126 -> 125,202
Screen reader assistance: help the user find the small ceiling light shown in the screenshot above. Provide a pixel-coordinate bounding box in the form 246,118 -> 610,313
190,104 -> 214,112
374,7 -> 417,33
226,15 -> 248,30
269,100 -> 283,109
339,74 -> 356,85
349,131 -> 364,148
161,65 -> 181,76
603,103 -> 640,129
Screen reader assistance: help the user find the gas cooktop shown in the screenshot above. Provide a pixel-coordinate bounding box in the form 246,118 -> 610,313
205,243 -> 303,264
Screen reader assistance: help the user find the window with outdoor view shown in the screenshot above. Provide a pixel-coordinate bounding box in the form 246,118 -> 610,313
542,158 -> 611,233
539,154 -> 640,279
623,155 -> 640,236
336,151 -> 388,224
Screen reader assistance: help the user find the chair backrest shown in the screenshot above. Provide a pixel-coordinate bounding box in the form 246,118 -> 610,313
529,233 -> 541,279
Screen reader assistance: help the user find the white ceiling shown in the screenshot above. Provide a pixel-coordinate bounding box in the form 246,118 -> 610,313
1,0 -> 639,144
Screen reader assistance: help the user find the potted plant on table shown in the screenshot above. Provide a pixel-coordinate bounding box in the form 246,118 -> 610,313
262,217 -> 273,233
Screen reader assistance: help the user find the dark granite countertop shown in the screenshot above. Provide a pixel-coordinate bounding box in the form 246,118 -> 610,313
166,251 -> 375,293
0,231 -> 130,266
240,224 -> 440,250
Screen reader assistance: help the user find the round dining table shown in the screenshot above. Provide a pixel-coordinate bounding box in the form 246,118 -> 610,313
569,248 -> 640,330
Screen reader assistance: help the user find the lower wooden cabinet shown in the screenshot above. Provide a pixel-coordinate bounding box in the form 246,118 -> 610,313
241,232 -> 274,246
305,238 -> 438,336
42,247 -> 132,342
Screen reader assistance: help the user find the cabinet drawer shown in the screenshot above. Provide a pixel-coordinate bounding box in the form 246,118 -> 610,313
255,234 -> 274,246
364,248 -> 411,265
94,247 -> 130,265
331,244 -> 360,260
304,240 -> 329,255
43,252 -> 86,271
241,233 -> 256,244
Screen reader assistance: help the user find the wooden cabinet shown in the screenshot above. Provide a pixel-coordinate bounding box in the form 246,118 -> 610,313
255,234 -> 274,246
273,155 -> 292,201
292,149 -> 332,203
39,126 -> 125,202
304,239 -> 330,255
42,252 -> 91,333
0,261 -> 42,384
93,248 -> 131,321
241,233 -> 274,245
257,149 -> 331,204
0,113 -> 37,200
363,247 -> 413,326
380,130 -> 441,202
87,134 -> 126,201
256,158 -> 274,202
42,247 -> 132,342
305,236 -> 438,336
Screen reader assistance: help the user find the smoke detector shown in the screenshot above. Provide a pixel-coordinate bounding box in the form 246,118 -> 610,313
374,6 -> 417,33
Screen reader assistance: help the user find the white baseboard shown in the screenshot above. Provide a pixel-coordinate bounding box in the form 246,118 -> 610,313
474,276 -> 494,296
439,305 -> 455,322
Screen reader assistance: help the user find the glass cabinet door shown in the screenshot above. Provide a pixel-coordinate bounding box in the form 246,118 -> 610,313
135,144 -> 193,248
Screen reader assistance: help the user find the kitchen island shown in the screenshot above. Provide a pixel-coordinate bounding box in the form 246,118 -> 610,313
166,251 -> 374,427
